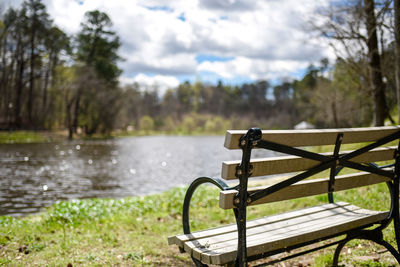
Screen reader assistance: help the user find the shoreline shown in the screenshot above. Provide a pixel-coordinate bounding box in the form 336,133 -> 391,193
0,129 -> 226,144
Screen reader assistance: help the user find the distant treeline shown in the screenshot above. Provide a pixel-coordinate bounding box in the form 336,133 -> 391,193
0,0 -> 398,138
117,57 -> 396,134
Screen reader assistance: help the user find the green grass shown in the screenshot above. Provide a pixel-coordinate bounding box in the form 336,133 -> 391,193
0,129 -> 226,144
1,131 -> 399,265
113,129 -> 226,138
0,181 -> 398,266
0,131 -> 48,144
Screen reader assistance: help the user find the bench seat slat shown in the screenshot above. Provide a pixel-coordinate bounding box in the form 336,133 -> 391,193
205,208 -> 386,264
188,204 -> 363,252
224,126 -> 400,149
168,202 -> 352,247
219,171 -> 392,209
222,146 -> 396,179
197,207 -> 381,264
170,202 -> 388,265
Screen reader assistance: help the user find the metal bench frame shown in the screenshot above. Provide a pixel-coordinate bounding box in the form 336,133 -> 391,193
182,127 -> 400,267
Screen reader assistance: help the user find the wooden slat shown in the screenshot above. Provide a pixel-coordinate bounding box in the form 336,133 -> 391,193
224,126 -> 400,149
221,146 -> 396,179
168,202 -> 352,247
205,209 -> 387,264
196,207 -> 381,264
219,172 -> 391,209
169,202 -> 388,265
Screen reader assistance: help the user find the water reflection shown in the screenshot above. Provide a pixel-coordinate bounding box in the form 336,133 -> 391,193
0,136 -> 274,216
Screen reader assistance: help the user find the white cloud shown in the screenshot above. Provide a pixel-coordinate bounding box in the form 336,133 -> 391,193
198,57 -> 309,80
25,0 -> 333,85
120,73 -> 180,95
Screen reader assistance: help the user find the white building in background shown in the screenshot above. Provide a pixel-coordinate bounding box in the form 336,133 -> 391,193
294,121 -> 315,130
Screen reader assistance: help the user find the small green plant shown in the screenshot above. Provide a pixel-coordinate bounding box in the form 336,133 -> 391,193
124,251 -> 146,262
357,260 -> 386,267
314,253 -> 334,266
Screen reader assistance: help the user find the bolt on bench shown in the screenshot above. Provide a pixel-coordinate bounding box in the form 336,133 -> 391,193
168,126 -> 400,266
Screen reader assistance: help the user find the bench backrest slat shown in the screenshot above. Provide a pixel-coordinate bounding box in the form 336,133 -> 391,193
220,126 -> 399,210
222,146 -> 396,180
224,126 -> 400,149
219,171 -> 391,209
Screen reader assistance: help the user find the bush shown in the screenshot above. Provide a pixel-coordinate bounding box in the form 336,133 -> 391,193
182,115 -> 196,134
139,115 -> 154,132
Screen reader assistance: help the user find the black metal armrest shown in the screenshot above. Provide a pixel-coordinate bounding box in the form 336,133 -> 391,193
182,177 -> 230,235
181,177 -> 233,266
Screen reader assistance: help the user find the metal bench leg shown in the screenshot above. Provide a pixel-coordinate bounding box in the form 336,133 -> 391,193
374,239 -> 400,263
365,230 -> 400,264
393,168 -> 400,253
332,238 -> 348,266
335,230 -> 400,266
391,147 -> 400,264
234,128 -> 262,267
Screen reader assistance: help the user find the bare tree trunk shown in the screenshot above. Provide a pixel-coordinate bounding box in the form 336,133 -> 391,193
395,0 -> 400,123
15,39 -> 25,129
67,100 -> 73,140
64,87 -> 74,140
28,25 -> 36,127
42,56 -> 51,127
0,36 -> 10,123
364,0 -> 388,126
332,101 -> 339,128
73,90 -> 81,134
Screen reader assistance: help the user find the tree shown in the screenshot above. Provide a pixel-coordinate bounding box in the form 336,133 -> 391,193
73,10 -> 122,137
176,81 -> 194,117
364,0 -> 390,125
9,6 -> 28,128
308,60 -> 372,128
395,0 -> 400,122
24,0 -> 51,126
76,10 -> 121,84
0,8 -> 22,127
41,26 -> 70,127
119,83 -> 142,130
292,65 -> 320,123
311,0 -> 394,126
0,0 -> 70,130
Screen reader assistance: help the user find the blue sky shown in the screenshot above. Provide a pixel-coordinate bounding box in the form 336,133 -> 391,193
4,0 -> 334,93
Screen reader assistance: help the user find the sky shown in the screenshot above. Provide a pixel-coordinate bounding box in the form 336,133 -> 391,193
4,0 -> 335,93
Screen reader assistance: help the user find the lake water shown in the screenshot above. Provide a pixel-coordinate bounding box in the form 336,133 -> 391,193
0,136 -> 274,216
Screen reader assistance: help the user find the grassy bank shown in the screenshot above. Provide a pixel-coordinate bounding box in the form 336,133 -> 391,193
0,131 -> 67,144
0,131 -> 48,144
0,181 -> 398,266
0,129 -> 226,144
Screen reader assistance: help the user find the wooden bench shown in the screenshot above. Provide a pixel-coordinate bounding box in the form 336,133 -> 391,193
168,126 -> 400,266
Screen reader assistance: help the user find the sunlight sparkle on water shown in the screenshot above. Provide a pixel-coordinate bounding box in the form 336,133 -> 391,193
43,184 -> 48,191
23,156 -> 29,161
88,159 -> 93,165
161,161 -> 167,167
76,145 -> 81,150
129,168 -> 136,174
